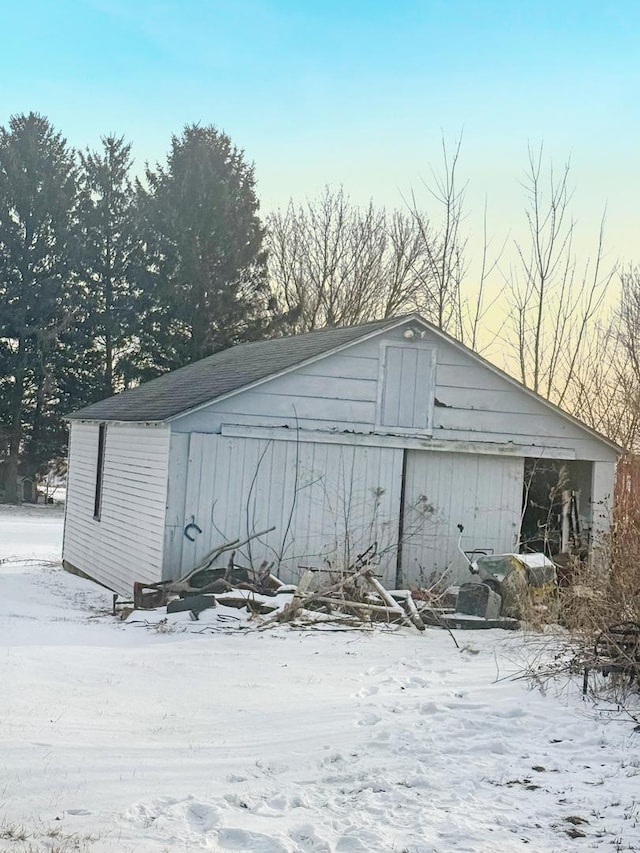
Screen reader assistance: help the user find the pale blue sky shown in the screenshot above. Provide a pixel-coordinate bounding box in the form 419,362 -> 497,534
1,0 -> 637,262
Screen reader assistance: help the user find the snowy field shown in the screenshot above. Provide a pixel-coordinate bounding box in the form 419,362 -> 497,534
0,506 -> 639,853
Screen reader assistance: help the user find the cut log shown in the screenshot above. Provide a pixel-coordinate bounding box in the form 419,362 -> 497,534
313,597 -> 406,621
389,589 -> 426,631
278,569 -> 315,622
368,577 -> 413,627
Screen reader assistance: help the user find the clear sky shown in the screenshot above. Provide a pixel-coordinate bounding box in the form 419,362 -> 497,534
1,0 -> 638,265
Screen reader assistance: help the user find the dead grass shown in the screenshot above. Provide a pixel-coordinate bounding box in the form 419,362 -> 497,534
0,821 -> 98,852
515,513 -> 640,706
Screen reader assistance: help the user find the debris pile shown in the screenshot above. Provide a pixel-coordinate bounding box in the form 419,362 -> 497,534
120,539 -> 425,634
272,562 -> 425,632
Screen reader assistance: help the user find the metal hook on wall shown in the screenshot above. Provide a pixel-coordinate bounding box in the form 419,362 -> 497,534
183,515 -> 202,541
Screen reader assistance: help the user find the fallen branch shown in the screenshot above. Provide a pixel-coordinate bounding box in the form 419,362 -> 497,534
368,577 -> 412,628
313,596 -> 407,621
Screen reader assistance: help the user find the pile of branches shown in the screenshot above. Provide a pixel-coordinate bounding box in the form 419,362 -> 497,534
127,527 -> 282,619
272,546 -> 425,632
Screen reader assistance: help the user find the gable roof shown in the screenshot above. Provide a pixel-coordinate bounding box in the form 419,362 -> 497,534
67,313 -> 620,454
67,317 -> 399,423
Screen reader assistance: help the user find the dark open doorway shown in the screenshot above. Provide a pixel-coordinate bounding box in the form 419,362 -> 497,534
521,459 -> 593,557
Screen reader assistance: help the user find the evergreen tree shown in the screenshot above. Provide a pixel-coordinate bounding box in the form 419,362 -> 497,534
138,124 -> 269,374
0,113 -> 79,502
78,135 -> 142,395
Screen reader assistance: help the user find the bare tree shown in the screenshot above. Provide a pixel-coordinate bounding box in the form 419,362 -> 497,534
403,136 -> 506,351
565,321 -> 628,444
406,136 -> 468,336
266,187 -> 433,332
572,269 -> 640,449
505,145 -> 615,405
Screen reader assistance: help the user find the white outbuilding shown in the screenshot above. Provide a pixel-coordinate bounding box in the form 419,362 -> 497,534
62,314 -> 619,597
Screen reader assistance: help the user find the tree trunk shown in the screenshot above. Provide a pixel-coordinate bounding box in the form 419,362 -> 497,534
4,341 -> 26,503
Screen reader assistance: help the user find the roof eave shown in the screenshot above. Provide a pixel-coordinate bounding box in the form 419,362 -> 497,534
66,416 -> 168,426
64,312 -> 622,455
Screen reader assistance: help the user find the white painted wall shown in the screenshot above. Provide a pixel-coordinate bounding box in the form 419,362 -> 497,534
163,433 -> 404,586
590,461 -> 616,551
378,342 -> 435,432
63,421 -> 170,596
65,321 -> 617,597
171,326 -> 618,464
163,432 -> 525,588
401,450 -> 523,585
164,324 -> 616,581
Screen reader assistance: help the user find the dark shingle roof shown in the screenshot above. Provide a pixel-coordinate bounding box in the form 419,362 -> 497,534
68,317 -> 402,422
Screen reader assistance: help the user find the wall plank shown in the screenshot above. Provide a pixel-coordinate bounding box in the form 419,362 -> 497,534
170,327 -> 615,464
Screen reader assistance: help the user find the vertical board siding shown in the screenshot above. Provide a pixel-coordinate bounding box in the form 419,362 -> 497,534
63,422 -> 170,596
380,346 -> 405,427
163,434 -> 404,586
591,461 -> 615,549
412,349 -> 433,429
400,450 -> 523,586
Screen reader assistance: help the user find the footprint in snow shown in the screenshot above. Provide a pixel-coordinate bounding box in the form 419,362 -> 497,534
356,685 -> 379,697
226,772 -> 248,783
418,701 -> 443,715
336,829 -> 386,852
217,827 -> 290,852
290,823 -> 331,852
124,797 -> 179,828
405,675 -> 431,688
186,801 -> 220,832
357,713 -> 381,727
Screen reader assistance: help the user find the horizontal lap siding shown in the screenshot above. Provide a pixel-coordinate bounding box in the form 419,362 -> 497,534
170,329 -> 615,463
172,347 -> 381,434
432,338 -> 617,462
63,422 -> 170,596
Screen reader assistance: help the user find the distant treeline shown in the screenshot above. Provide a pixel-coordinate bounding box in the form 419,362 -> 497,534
0,114 -> 636,500
0,113 -> 288,499
0,112 -> 449,499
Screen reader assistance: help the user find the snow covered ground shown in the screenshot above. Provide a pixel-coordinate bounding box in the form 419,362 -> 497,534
1,506 -> 639,852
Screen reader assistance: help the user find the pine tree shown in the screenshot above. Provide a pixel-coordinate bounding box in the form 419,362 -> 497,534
0,113 -> 79,501
137,124 -> 269,374
78,135 -> 142,395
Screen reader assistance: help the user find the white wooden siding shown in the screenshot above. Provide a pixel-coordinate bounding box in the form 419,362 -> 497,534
171,328 -> 617,464
163,434 -> 404,586
172,345 -> 381,435
64,320 -> 617,600
590,461 -> 615,553
400,450 -> 523,586
379,343 -> 434,431
430,336 -> 616,462
63,422 -> 170,596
